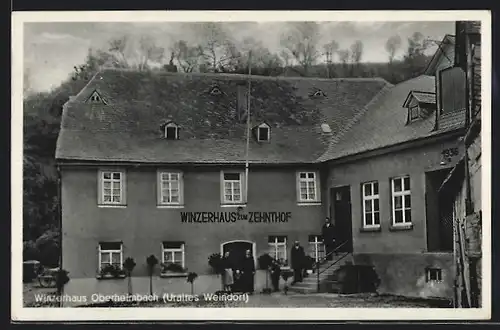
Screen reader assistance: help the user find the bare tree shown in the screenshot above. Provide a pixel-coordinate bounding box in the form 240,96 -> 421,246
403,32 -> 432,78
196,23 -> 238,72
323,40 -> 339,78
138,35 -> 165,71
171,40 -> 203,73
337,49 -> 350,77
350,40 -> 364,76
108,35 -> 130,68
280,22 -> 321,75
236,37 -> 283,74
385,35 -> 402,64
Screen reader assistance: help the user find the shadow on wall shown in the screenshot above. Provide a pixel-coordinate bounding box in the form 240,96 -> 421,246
353,253 -> 454,299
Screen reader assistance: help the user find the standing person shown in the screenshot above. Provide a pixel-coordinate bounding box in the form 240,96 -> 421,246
221,251 -> 234,292
241,249 -> 256,294
322,217 -> 336,261
269,259 -> 281,292
290,241 -> 305,284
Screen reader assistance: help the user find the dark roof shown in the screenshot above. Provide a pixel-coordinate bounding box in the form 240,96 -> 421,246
318,75 -> 465,161
56,69 -> 388,164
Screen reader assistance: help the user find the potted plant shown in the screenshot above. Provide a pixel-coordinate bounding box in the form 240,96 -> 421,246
187,272 -> 198,295
281,268 -> 293,295
161,262 -> 187,275
55,268 -> 70,307
146,255 -> 159,295
304,256 -> 315,275
208,253 -> 224,291
123,257 -> 136,296
100,264 -> 126,278
258,253 -> 273,294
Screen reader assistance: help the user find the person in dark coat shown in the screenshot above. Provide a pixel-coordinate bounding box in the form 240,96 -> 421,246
241,249 -> 256,294
290,241 -> 305,284
269,259 -> 281,292
322,217 -> 336,260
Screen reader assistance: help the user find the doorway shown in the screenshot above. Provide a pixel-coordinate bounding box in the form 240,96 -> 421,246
221,240 -> 255,270
331,186 -> 353,252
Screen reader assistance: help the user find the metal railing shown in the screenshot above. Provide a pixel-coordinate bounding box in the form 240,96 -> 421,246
314,241 -> 351,293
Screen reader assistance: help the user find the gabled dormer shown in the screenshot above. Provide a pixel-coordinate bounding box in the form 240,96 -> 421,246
209,85 -> 223,96
252,122 -> 271,142
86,90 -> 107,104
402,91 -> 436,124
309,88 -> 326,98
161,121 -> 180,140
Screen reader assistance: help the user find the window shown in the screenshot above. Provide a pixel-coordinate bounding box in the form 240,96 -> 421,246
88,90 -> 105,104
162,241 -> 185,268
409,105 -> 420,120
297,171 -> 319,202
210,86 -> 222,95
426,268 -> 442,282
308,235 -> 325,262
362,181 -> 380,228
99,242 -> 123,271
164,122 -> 179,140
99,170 -> 126,205
158,171 -> 183,205
268,236 -> 287,263
391,176 -> 411,226
221,171 -> 244,204
258,127 -> 269,141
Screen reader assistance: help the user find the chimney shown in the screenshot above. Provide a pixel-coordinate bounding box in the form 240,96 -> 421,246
236,83 -> 248,122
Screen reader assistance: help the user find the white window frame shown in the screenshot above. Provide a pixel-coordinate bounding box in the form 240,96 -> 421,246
268,236 -> 287,263
409,104 -> 420,120
98,242 -> 123,271
257,123 -> 271,142
161,242 -> 185,268
221,171 -> 245,205
308,235 -> 325,262
391,176 -> 412,226
426,268 -> 443,282
164,122 -> 179,140
99,170 -> 126,206
362,181 -> 380,228
297,171 -> 320,203
157,171 -> 183,206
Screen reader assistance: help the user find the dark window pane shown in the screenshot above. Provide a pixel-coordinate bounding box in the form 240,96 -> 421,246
224,173 -> 240,181
365,213 -> 373,225
395,196 -> 402,209
166,127 -> 177,139
299,173 -> 307,179
364,200 -> 372,212
100,242 -> 121,250
163,241 -> 184,249
404,177 -> 410,191
395,210 -> 403,223
258,127 -> 269,140
374,212 -> 380,225
404,195 -> 411,208
277,236 -> 286,243
405,210 -> 412,223
394,178 -> 402,192
112,173 -> 121,180
374,199 -> 379,211
364,183 -> 372,196
103,172 -> 111,179
307,173 -> 314,179
373,182 -> 379,195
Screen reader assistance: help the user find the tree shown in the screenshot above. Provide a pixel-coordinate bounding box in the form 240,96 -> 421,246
350,40 -> 364,76
323,40 -> 339,78
196,23 -> 238,72
123,257 -> 137,296
138,35 -> 165,71
233,37 -> 283,75
187,272 -> 198,295
171,40 -> 203,73
108,35 -> 130,68
146,255 -> 159,295
385,35 -> 402,64
337,49 -> 351,77
402,32 -> 432,78
280,22 -> 321,75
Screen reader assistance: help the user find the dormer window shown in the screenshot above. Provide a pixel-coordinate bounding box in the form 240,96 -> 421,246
210,86 -> 222,96
87,90 -> 106,104
310,89 -> 326,98
402,91 -> 436,124
163,122 -> 179,140
255,122 -> 271,142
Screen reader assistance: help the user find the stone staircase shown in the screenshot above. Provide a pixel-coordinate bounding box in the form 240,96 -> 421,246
288,252 -> 353,294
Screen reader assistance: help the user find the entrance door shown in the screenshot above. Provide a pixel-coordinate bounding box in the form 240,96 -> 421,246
331,186 -> 353,252
222,241 -> 253,270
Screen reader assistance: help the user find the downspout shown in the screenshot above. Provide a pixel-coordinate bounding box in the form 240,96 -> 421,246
57,164 -> 62,270
464,34 -> 474,216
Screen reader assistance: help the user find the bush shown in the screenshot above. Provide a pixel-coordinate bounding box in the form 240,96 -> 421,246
100,264 -> 125,278
208,253 -> 224,274
258,253 -> 273,270
34,229 -> 60,267
23,240 -> 40,261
